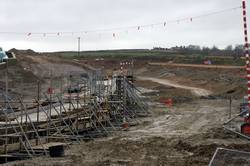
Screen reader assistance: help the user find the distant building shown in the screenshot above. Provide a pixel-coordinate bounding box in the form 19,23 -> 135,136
153,47 -> 168,51
204,60 -> 212,65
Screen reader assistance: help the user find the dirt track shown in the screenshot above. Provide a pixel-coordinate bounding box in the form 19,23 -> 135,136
149,62 -> 245,69
138,76 -> 212,97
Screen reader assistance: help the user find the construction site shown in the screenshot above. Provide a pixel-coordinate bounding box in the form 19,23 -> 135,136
0,48 -> 153,163
0,48 -> 247,166
1,0 -> 250,166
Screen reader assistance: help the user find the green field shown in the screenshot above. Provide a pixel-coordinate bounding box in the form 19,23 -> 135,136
53,49 -> 245,66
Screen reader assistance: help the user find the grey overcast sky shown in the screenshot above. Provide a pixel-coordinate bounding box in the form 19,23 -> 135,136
0,0 -> 248,52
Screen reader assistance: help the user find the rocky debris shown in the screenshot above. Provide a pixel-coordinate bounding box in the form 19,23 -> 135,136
9,48 -> 37,56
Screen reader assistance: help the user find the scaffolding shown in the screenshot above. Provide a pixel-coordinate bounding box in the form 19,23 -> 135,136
209,148 -> 250,166
0,63 -> 150,163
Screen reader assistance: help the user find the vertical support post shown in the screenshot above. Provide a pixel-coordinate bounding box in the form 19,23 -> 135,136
36,81 -> 40,145
20,91 -> 23,151
77,81 -> 79,109
229,96 -> 232,119
69,74 -> 72,111
5,59 -> 8,102
84,80 -> 86,106
76,80 -> 80,132
60,75 -> 63,115
4,59 -> 8,162
37,81 -> 40,122
20,78 -> 23,126
20,98 -> 23,151
25,104 -> 28,147
4,108 -> 7,163
47,70 -> 52,143
131,60 -> 134,77
242,0 -> 250,110
120,63 -> 126,124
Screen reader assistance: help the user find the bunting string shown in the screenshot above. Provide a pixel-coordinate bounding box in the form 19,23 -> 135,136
0,6 -> 242,38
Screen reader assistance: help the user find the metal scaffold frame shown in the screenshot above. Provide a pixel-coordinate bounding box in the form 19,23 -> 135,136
0,61 -> 150,163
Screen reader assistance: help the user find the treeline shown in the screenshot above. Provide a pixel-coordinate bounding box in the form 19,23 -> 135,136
153,44 -> 244,57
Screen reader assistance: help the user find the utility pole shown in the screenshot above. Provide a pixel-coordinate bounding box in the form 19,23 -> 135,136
77,37 -> 81,57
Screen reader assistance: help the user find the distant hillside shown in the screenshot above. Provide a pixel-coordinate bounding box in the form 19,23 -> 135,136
45,48 -> 244,66
8,48 -> 245,66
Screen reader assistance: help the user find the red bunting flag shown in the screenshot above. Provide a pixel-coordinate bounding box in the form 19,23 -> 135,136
47,87 -> 53,94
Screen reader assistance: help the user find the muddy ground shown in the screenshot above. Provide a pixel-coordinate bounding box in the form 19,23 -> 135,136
2,50 -> 249,166
9,99 -> 250,166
